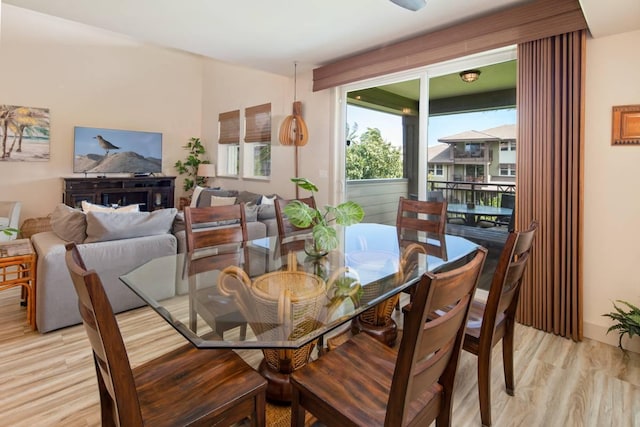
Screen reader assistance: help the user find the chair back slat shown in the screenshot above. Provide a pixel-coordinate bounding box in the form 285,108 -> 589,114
65,243 -> 143,426
386,247 -> 486,426
184,204 -> 248,252
396,196 -> 448,237
275,196 -> 316,236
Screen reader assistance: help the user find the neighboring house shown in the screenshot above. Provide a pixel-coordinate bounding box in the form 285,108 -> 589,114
429,124 -> 516,184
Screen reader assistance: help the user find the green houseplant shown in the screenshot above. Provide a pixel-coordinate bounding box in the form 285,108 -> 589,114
284,177 -> 364,254
173,137 -> 209,195
603,300 -> 640,350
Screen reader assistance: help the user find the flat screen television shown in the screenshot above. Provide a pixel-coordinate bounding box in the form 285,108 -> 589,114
73,126 -> 162,174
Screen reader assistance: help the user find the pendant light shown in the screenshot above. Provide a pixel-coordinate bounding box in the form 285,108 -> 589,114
279,63 -> 309,197
279,63 -> 309,147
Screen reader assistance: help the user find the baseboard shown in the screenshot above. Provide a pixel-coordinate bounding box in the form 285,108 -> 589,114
583,321 -> 640,354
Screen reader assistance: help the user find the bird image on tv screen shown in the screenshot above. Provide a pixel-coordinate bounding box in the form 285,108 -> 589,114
73,126 -> 162,174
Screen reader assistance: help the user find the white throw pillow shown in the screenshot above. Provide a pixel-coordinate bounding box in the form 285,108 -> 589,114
261,195 -> 276,205
190,186 -> 205,208
81,200 -> 140,213
210,196 -> 237,206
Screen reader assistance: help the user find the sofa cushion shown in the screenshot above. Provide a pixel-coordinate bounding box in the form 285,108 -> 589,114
50,203 -> 87,243
85,208 -> 177,243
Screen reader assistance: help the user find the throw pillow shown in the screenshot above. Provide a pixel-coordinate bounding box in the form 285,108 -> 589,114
85,208 -> 177,243
210,196 -> 237,206
197,189 -> 238,208
257,204 -> 276,220
236,190 -> 261,205
260,195 -> 276,205
190,186 -> 206,208
50,203 -> 87,243
81,200 -> 140,213
244,202 -> 259,222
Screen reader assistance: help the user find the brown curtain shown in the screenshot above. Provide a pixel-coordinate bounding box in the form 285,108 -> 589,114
516,30 -> 585,341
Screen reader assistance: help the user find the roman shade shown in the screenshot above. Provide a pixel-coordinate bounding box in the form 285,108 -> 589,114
218,110 -> 240,144
244,103 -> 271,143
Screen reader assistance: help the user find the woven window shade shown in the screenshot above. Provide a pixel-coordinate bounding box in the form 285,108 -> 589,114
218,110 -> 240,144
244,103 -> 271,143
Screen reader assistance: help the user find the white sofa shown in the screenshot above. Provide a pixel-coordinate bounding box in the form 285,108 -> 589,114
32,231 -> 177,332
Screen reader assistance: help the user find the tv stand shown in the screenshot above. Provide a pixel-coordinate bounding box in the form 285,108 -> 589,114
63,177 -> 175,211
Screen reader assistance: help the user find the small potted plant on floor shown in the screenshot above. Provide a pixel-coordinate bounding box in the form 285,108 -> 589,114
603,300 -> 640,350
284,177 -> 364,256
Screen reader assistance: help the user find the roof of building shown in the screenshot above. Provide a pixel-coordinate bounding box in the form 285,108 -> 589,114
428,143 -> 453,163
437,123 -> 516,143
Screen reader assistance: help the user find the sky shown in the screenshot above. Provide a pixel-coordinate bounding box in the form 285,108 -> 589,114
347,105 -> 517,148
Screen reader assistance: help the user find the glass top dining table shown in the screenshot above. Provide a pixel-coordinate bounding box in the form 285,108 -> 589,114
120,223 -> 478,350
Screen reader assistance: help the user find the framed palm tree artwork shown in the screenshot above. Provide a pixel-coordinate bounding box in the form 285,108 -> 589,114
0,104 -> 50,162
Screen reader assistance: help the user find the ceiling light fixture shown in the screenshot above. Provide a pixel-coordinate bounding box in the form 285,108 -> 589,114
460,69 -> 481,83
389,0 -> 427,11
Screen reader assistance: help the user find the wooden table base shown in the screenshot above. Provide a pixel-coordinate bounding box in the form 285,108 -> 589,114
351,316 -> 398,347
258,359 -> 293,404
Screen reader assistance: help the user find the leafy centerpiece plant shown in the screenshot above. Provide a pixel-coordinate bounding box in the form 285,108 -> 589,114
284,177 -> 364,255
603,300 -> 640,350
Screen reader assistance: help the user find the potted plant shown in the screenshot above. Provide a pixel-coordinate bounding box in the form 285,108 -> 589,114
284,177 -> 364,255
603,300 -> 640,350
174,137 -> 209,196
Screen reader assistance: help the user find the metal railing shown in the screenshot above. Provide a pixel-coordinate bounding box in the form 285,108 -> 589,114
427,180 -> 515,207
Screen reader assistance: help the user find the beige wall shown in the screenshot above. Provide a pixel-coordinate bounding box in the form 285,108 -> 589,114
0,5 -> 203,220
199,60 -> 331,205
583,29 -> 640,351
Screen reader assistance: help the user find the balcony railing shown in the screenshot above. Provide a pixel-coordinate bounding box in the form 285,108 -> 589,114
427,179 -> 515,207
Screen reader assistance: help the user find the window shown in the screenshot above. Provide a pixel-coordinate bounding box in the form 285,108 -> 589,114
217,110 -> 240,176
244,103 -> 271,179
428,164 -> 443,176
465,143 -> 482,157
500,140 -> 516,151
499,163 -> 516,176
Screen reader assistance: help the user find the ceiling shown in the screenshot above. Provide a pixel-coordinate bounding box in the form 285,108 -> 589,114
3,0 -> 639,77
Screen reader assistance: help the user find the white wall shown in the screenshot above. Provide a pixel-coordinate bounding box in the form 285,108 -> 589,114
0,5 -> 203,220
583,29 -> 640,351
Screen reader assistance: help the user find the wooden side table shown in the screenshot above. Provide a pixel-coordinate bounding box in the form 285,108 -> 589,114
0,239 -> 37,330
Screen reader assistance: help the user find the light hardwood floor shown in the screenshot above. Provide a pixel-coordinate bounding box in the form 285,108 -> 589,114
1,287 -> 639,427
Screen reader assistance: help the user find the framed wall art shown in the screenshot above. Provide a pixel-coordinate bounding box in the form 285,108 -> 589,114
0,104 -> 50,161
612,105 -> 640,145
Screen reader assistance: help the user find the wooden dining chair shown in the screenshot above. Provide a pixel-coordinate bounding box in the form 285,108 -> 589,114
394,196 -> 448,312
64,242 -> 267,427
274,196 -> 316,256
463,220 -> 537,427
397,196 -> 448,238
290,247 -> 487,427
184,204 -> 248,339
